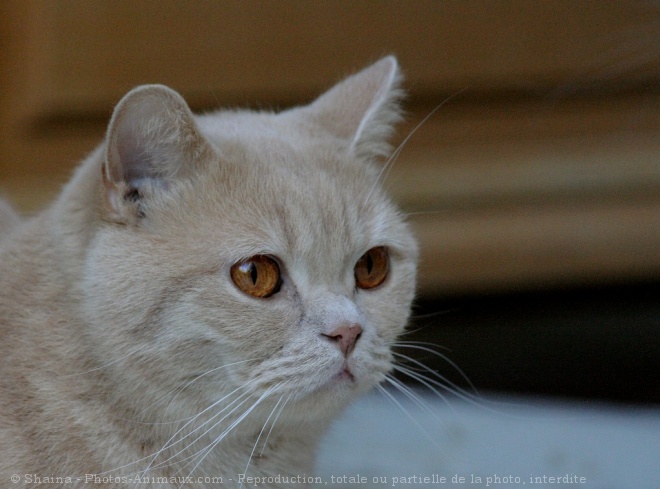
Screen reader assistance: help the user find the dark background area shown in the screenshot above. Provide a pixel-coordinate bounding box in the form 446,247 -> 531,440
401,280 -> 660,406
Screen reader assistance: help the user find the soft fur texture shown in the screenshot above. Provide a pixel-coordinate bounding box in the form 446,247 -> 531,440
0,199 -> 20,239
0,57 -> 417,487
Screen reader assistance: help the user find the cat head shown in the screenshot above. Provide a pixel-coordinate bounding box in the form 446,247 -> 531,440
82,56 -> 417,422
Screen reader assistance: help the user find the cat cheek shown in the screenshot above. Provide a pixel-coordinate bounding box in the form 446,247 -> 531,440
358,284 -> 414,341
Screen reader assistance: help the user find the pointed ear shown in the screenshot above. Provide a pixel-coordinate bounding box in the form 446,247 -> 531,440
102,84 -> 210,222
308,56 -> 404,159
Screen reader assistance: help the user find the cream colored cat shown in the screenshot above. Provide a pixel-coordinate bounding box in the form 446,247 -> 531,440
0,57 -> 417,487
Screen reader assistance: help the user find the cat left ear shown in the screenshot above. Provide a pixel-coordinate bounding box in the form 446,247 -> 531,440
307,56 -> 404,160
102,84 -> 210,222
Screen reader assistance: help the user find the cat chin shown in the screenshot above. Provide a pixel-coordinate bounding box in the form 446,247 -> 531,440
297,372 -> 381,409
280,386 -> 362,424
301,364 -> 382,398
332,365 -> 356,382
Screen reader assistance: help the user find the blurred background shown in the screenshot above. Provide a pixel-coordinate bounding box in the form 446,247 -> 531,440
1,1 -> 658,405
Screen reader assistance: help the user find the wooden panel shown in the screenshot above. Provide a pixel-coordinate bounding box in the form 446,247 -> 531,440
15,0 -> 660,120
413,199 -> 660,295
387,94 -> 660,213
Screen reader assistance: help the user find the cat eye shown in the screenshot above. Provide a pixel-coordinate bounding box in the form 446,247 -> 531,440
230,255 -> 282,298
354,246 -> 389,290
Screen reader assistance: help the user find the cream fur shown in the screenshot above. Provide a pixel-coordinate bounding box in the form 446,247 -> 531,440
0,199 -> 20,240
0,57 -> 417,487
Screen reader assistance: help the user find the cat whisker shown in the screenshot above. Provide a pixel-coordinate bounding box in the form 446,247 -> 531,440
392,363 -> 465,410
67,357 -> 257,429
61,346 -> 148,377
140,385 -> 260,476
395,344 -> 549,419
403,209 -> 453,218
392,352 -> 480,405
182,386 -> 279,482
393,342 -> 478,393
161,359 -> 257,420
115,359 -> 260,426
383,374 -> 441,419
393,361 -> 516,418
258,392 -> 293,458
93,388 -> 244,482
143,383 -> 281,481
240,392 -> 289,486
100,384 -> 256,481
364,88 -> 468,207
393,360 -> 558,422
376,382 -> 443,451
406,305 -> 460,321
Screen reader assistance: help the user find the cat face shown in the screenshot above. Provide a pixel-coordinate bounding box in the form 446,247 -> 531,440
81,57 -> 417,422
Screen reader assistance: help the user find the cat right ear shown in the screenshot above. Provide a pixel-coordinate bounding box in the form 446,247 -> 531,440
102,84 -> 210,223
306,56 -> 404,161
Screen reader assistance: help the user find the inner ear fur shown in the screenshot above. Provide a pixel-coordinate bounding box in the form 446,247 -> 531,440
306,56 -> 404,160
102,84 -> 210,222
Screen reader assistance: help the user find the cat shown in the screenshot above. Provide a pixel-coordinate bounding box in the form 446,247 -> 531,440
0,56 -> 417,487
0,200 -> 20,240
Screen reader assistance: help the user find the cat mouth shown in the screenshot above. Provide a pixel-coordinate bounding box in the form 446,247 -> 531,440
332,364 -> 356,383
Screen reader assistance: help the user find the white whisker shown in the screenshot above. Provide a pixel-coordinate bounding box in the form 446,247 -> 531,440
394,363 -> 553,421
393,363 -> 465,410
403,209 -> 452,218
142,386 -> 258,475
92,387 -> 255,485
240,392 -> 287,486
364,88 -> 468,207
376,382 -> 442,451
394,342 -> 478,393
384,374 -> 441,419
61,347 -> 147,377
393,361 -> 515,418
392,353 -> 479,405
259,392 -> 293,457
102,384 -> 255,482
184,386 -> 277,480
108,360 -> 257,431
162,360 -> 255,419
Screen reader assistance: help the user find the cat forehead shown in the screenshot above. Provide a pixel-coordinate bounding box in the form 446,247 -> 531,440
197,108 -> 355,162
195,109 -> 385,200
158,112 -> 402,260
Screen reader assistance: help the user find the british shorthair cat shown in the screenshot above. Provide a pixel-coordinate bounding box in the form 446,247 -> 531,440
0,56 -> 417,487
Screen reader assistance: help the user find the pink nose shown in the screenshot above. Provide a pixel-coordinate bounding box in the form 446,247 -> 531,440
323,323 -> 363,357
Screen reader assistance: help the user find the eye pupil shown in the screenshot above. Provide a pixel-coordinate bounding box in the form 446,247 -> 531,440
355,246 -> 388,290
231,255 -> 281,298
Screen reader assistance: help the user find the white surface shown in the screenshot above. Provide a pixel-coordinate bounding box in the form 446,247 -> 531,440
315,390 -> 660,488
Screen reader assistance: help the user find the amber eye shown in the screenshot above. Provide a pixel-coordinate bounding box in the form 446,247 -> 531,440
230,255 -> 282,298
354,246 -> 389,290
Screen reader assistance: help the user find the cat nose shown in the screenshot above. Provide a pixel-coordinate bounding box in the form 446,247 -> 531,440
322,323 -> 363,357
